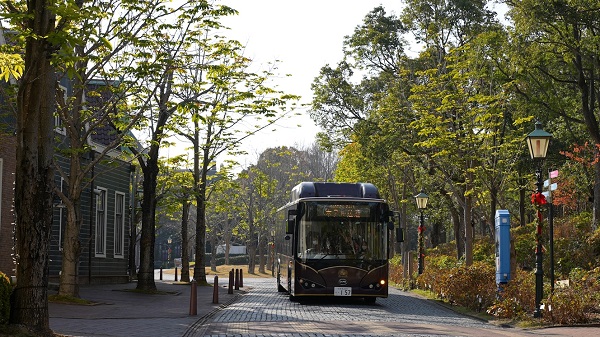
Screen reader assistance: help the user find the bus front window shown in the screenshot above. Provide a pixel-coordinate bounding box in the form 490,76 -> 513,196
297,217 -> 386,260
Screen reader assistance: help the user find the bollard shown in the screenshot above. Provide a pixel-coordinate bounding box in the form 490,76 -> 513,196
228,270 -> 234,294
240,269 -> 243,287
189,279 -> 197,315
160,267 -> 163,280
175,267 -> 178,282
235,269 -> 240,290
212,276 -> 219,304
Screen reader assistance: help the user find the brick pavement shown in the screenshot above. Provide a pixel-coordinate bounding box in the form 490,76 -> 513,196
49,272 -> 600,337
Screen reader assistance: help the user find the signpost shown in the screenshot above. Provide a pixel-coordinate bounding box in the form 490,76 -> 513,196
547,170 -> 558,293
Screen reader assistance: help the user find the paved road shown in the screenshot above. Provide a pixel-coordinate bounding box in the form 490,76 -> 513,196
187,278 -> 536,337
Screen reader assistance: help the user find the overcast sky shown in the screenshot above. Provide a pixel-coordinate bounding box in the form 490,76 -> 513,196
218,0 -> 407,167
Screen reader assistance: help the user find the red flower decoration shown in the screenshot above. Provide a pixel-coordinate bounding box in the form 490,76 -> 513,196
531,192 -> 547,206
418,226 -> 426,233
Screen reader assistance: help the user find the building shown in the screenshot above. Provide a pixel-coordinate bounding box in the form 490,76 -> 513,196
0,26 -> 136,283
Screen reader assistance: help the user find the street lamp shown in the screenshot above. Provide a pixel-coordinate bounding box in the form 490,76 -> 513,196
526,120 -> 552,318
415,190 -> 429,275
270,229 -> 276,277
167,236 -> 172,268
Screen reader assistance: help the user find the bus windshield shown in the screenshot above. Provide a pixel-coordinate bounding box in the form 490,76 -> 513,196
296,201 -> 387,260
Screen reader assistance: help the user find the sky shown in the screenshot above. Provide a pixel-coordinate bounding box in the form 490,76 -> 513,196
216,0 -> 408,168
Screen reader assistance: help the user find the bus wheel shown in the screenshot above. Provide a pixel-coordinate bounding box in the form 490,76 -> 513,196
277,274 -> 286,292
363,297 -> 376,304
276,263 -> 286,292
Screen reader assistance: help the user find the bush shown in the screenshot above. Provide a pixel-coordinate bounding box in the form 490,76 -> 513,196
545,287 -> 591,324
0,272 -> 11,325
422,261 -> 496,311
544,266 -> 600,325
487,269 -> 535,319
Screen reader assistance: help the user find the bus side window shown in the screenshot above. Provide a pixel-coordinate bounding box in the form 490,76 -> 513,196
286,209 -> 297,234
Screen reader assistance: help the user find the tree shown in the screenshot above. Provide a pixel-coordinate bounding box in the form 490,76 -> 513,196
4,0 -> 56,332
156,157 -> 194,282
507,0 -> 600,228
123,1 -> 241,291
172,41 -> 300,284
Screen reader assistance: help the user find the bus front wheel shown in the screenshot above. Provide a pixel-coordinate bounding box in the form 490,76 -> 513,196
363,297 -> 377,304
276,263 -> 286,292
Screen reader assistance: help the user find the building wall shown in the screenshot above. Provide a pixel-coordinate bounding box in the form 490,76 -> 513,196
0,134 -> 16,277
48,152 -> 132,284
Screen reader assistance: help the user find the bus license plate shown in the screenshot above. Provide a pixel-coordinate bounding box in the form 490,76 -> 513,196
334,287 -> 352,296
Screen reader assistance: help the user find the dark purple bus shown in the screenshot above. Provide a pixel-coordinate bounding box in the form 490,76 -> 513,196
275,182 -> 396,303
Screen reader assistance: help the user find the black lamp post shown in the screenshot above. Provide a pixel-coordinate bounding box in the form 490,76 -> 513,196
167,236 -> 172,268
526,120 -> 552,318
415,190 -> 429,275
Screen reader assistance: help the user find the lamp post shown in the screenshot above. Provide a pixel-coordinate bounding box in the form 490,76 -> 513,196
526,120 -> 552,318
167,236 -> 172,268
270,229 -> 275,277
415,190 -> 429,275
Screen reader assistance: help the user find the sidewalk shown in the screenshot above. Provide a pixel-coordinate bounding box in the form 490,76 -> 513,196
49,271 -> 242,337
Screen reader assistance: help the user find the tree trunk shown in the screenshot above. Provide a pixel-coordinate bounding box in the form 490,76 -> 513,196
258,233 -> 266,274
489,183 -> 498,238
136,160 -> 158,291
180,200 -> 190,283
193,195 -> 207,284
593,153 -> 600,230
464,169 -> 474,266
210,231 -> 217,272
11,1 -> 56,331
519,174 -> 527,227
464,193 -> 473,266
58,198 -> 82,297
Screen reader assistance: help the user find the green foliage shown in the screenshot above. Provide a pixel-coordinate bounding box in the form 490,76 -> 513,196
553,212 -> 598,277
472,237 -> 494,264
0,272 -> 12,325
511,223 -> 536,270
0,53 -> 23,81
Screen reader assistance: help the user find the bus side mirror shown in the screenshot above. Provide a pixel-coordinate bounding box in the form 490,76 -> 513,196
286,209 -> 297,234
396,228 -> 404,243
385,211 -> 395,230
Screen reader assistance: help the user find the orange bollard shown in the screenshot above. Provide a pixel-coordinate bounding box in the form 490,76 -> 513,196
239,269 -> 243,287
235,269 -> 240,290
228,270 -> 233,294
212,276 -> 219,304
189,279 -> 197,315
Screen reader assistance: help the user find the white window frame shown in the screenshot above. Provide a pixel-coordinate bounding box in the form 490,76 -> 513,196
114,191 -> 125,258
95,187 -> 107,257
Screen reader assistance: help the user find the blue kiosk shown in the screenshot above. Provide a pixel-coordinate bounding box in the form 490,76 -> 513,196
495,210 -> 511,287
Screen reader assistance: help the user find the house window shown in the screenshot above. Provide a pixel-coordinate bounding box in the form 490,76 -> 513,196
95,187 -> 107,257
114,192 -> 125,257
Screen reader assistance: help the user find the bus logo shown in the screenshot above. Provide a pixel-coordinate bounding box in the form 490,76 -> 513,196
338,269 -> 348,277
338,279 -> 347,285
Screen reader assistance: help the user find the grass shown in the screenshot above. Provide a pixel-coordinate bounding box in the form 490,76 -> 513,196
48,294 -> 95,305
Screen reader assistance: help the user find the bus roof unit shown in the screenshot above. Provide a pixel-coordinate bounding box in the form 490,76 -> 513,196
290,182 -> 380,201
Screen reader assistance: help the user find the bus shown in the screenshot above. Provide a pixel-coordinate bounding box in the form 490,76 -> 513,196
274,182 -> 397,303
